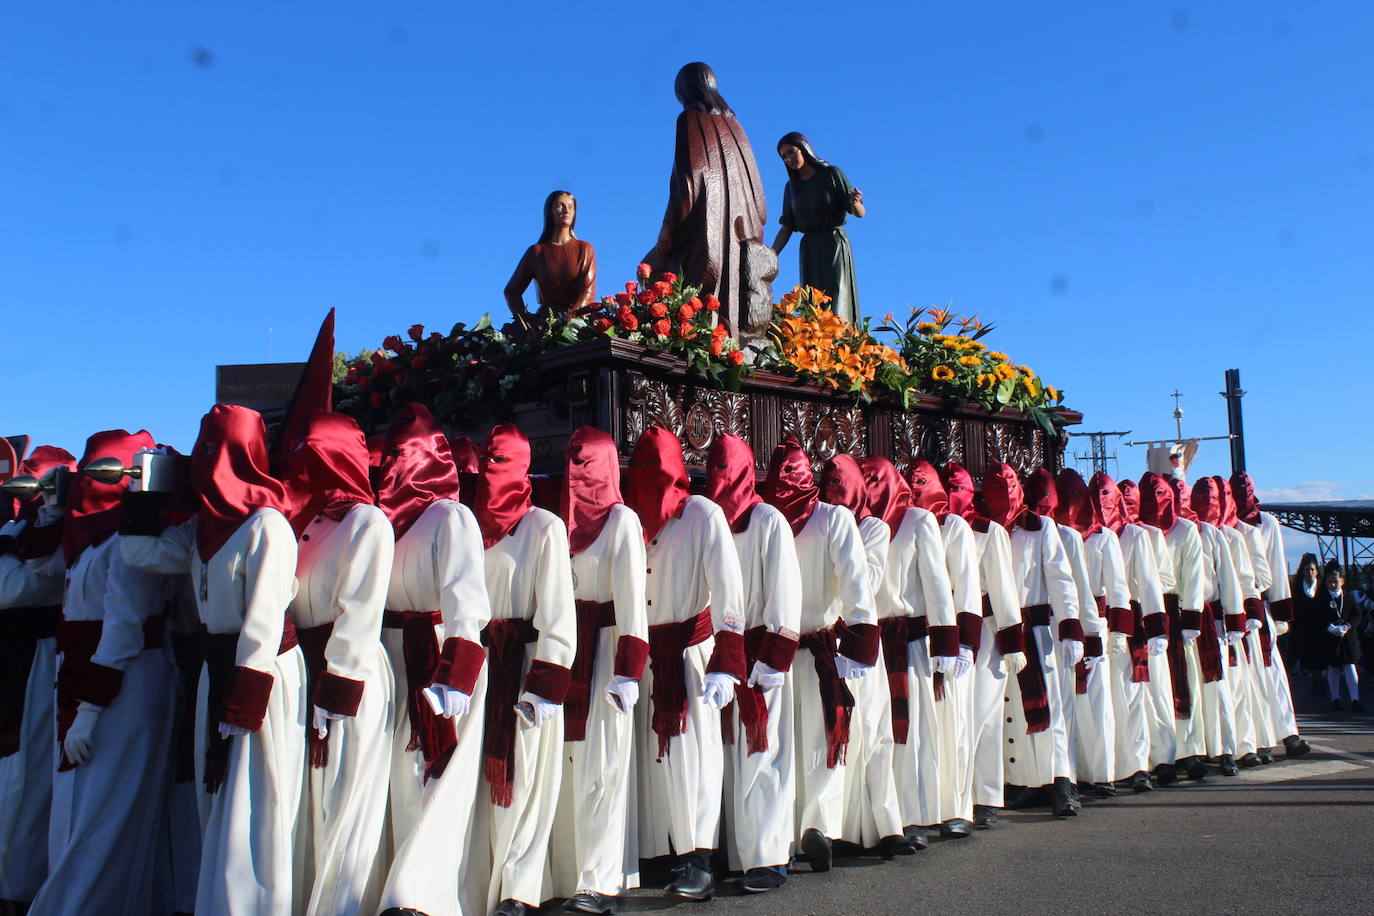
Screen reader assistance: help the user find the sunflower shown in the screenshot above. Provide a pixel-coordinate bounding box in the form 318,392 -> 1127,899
957,355 -> 980,367
976,373 -> 996,389
932,365 -> 955,382
916,321 -> 939,334
1046,385 -> 1059,401
994,363 -> 1018,381
1022,376 -> 1039,398
988,351 -> 1009,363
965,341 -> 987,352
1019,364 -> 1035,377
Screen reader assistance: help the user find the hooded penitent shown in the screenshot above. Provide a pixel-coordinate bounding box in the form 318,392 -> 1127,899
704,433 -> 761,534
1214,477 -> 1239,528
1056,469 -> 1099,537
1118,479 -> 1142,526
1190,477 -> 1222,527
1136,472 -> 1177,533
1138,473 -> 1193,716
820,455 -> 870,521
375,403 -> 461,541
562,426 -> 624,554
63,429 -> 157,567
1168,476 -> 1198,523
623,426 -> 690,545
280,411 -> 375,537
858,456 -> 913,534
1230,471 -> 1262,526
192,406 -> 292,563
1087,472 -> 1127,534
906,459 -> 949,520
940,461 -> 978,521
762,437 -> 819,536
1024,468 -> 1059,518
474,425 -> 533,549
979,462 -> 1027,530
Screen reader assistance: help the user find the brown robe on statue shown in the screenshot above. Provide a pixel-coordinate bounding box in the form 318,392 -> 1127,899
647,109 -> 766,336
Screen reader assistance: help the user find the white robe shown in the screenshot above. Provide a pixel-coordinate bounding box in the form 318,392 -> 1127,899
293,504 -> 396,916
931,513 -> 980,823
1110,525 -> 1165,777
967,520 -> 1022,809
379,499 -> 492,916
0,540 -> 64,902
635,496 -> 744,860
31,536 -> 176,916
1251,512 -> 1299,742
122,508 -> 306,916
1218,525 -> 1271,754
549,504 -> 647,896
1060,525 -> 1115,785
1194,520 -> 1245,758
1160,519 -> 1208,762
1137,523 -> 1180,769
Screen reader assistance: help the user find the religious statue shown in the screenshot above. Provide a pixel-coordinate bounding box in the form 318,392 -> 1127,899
770,132 -> 865,326
643,62 -> 769,343
503,190 -> 598,335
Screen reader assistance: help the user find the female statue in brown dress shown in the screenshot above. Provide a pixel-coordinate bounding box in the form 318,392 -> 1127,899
504,190 -> 597,333
644,63 -> 767,338
771,133 -> 865,326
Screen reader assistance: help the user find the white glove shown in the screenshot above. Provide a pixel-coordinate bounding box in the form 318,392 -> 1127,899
932,654 -> 960,676
312,705 -> 347,739
1326,623 -> 1342,636
1109,633 -> 1130,657
605,675 -> 640,713
1224,630 -> 1244,646
1083,654 -> 1105,670
36,504 -> 64,525
515,691 -> 559,728
953,646 -> 974,679
701,672 -> 738,709
834,655 -> 872,681
218,721 -> 250,738
1339,623 -> 1352,636
1147,636 -> 1169,656
1182,629 -> 1201,645
1245,618 -> 1262,633
1060,639 -> 1084,668
1000,651 -> 1027,677
422,684 -> 472,719
747,661 -> 785,690
1273,621 -> 1289,637
63,702 -> 101,766
0,520 -> 26,538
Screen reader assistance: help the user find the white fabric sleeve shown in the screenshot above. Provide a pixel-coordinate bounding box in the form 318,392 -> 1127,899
1261,514 -> 1290,603
434,502 -> 491,644
858,516 -> 890,599
759,508 -> 802,637
981,524 -> 1024,631
1243,524 -> 1272,594
1058,526 -> 1098,634
1126,527 -> 1167,618
235,511 -> 298,672
529,515 -> 576,670
0,554 -> 57,607
1100,532 -> 1132,611
911,510 -> 955,628
120,518 -> 196,575
701,500 -> 746,635
1175,524 -> 1207,612
607,508 -> 649,644
89,538 -> 165,675
943,517 -> 980,620
323,508 -> 394,682
1210,529 -> 1245,616
1039,520 -> 1080,624
830,506 -> 878,627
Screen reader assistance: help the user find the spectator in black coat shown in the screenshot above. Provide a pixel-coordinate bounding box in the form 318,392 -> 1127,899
1320,561 -> 1363,712
1291,554 -> 1326,694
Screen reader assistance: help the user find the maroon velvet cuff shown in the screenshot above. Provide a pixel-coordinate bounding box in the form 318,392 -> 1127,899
995,624 -> 1025,656
928,625 -> 960,658
613,635 -> 650,680
523,660 -> 571,704
1084,635 -> 1104,659
1243,597 -> 1264,622
757,632 -> 800,673
221,666 -> 274,731
1269,597 -> 1293,623
957,612 -> 984,651
313,671 -> 364,717
1107,607 -> 1134,635
1058,619 -> 1086,644
707,630 -> 748,681
838,622 -> 881,666
1143,613 -> 1167,639
75,662 -> 124,707
1224,613 -> 1247,633
431,637 -> 485,694
1179,609 -> 1204,631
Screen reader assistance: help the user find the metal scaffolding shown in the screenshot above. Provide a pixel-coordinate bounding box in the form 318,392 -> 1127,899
1264,500 -> 1374,569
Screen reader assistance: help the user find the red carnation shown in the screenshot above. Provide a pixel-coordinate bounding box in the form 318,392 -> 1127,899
637,262 -> 652,279
728,349 -> 744,366
620,313 -> 639,332
369,392 -> 384,408
407,324 -> 425,341
704,294 -> 720,312
653,318 -> 671,336
614,291 -> 634,308
712,323 -> 728,338
649,302 -> 668,319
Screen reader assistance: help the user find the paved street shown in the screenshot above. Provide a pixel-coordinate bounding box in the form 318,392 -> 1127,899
609,681 -> 1374,915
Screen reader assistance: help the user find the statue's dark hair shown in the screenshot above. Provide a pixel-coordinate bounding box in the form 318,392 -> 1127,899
777,131 -> 829,178
675,62 -> 733,117
538,190 -> 576,245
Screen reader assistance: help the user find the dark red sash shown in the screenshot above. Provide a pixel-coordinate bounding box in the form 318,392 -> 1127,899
0,605 -> 59,758
723,626 -> 771,755
1015,604 -> 1052,734
798,626 -> 855,767
481,617 -> 538,807
1073,597 -> 1109,695
1163,594 -> 1192,718
383,610 -> 458,780
1197,601 -> 1224,683
646,608 -> 712,760
55,615 -> 164,771
880,617 -> 916,743
565,600 -> 616,742
1129,601 -> 1150,683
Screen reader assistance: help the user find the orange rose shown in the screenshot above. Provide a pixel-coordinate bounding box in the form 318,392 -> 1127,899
637,262 -> 652,279
704,294 -> 720,311
653,318 -> 671,336
649,302 -> 668,319
729,349 -> 744,366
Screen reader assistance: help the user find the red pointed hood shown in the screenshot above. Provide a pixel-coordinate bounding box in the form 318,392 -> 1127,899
1055,469 -> 1098,537
940,462 -> 978,521
625,426 -> 690,543
762,437 -> 819,536
563,426 -> 624,554
271,309 -> 335,463
821,455 -> 870,521
1214,476 -> 1239,528
1230,471 -> 1262,525
475,424 -> 533,549
1088,471 -> 1127,534
859,456 -> 912,533
279,410 -> 374,534
192,406 -> 292,562
979,462 -> 1026,529
1024,468 -> 1059,518
64,429 -> 157,566
1118,479 -> 1142,525
704,433 -> 761,534
376,403 -> 460,540
1190,477 -> 1222,526
1168,476 -> 1198,523
1137,472 -> 1177,532
906,459 -> 949,520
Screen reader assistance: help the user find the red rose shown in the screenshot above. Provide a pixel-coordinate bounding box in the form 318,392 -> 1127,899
704,294 -> 720,312
649,302 -> 668,319
614,291 -> 634,308
592,316 -> 613,333
652,281 -> 672,297
620,313 -> 639,332
678,320 -> 695,338
688,296 -> 702,311
637,262 -> 652,279
369,392 -> 384,408
637,290 -> 656,306
407,323 -> 425,341
712,323 -> 728,338
618,305 -> 634,321
410,355 -> 426,370
709,337 -> 724,356
728,349 -> 744,366
428,331 -> 443,343
662,271 -> 678,284
677,304 -> 696,321
383,335 -> 404,352
653,318 -> 671,336
625,282 -> 638,294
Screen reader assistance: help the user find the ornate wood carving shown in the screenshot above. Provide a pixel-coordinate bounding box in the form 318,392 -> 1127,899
620,372 -> 750,466
984,420 -> 1045,478
890,413 -> 963,472
780,400 -> 866,472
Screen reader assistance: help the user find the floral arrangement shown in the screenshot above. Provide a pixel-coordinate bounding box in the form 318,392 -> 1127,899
876,305 -> 1065,435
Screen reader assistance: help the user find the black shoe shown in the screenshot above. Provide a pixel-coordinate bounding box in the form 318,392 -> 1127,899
940,818 -> 973,839
493,900 -> 531,916
1050,777 -> 1079,818
1183,757 -> 1209,780
1153,764 -> 1178,787
902,824 -> 930,849
1078,781 -> 1117,798
1353,700 -> 1364,714
1284,735 -> 1311,756
738,868 -> 786,894
1237,752 -> 1262,768
565,891 -> 616,914
880,834 -> 917,858
1332,699 -> 1344,711
972,806 -> 998,828
1257,747 -> 1275,765
1218,755 -> 1240,776
800,828 -> 832,873
1130,770 -> 1153,792
666,862 -> 715,901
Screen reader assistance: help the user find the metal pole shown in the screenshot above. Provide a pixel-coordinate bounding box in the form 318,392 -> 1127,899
1222,369 -> 1246,475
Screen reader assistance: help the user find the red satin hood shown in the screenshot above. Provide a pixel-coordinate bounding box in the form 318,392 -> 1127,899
821,455 -> 870,520
1168,476 -> 1198,523
281,411 -> 374,534
1055,469 -> 1098,536
64,429 -> 157,566
1230,471 -> 1262,525
625,426 -> 689,543
15,446 -> 76,523
940,462 -> 977,521
563,426 -> 624,553
1024,468 -> 1059,518
762,437 -> 819,536
907,459 -> 949,519
448,436 -> 480,474
376,403 -> 460,540
859,456 -> 912,532
980,462 -> 1025,529
476,424 -> 533,548
704,433 -> 761,534
1137,472 -> 1177,532
1190,477 -> 1222,526
1118,479 -> 1142,526
192,406 -> 292,562
1214,476 -> 1240,528
1088,471 -> 1127,534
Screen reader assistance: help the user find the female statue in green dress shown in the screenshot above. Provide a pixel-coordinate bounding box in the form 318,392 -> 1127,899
770,132 -> 865,325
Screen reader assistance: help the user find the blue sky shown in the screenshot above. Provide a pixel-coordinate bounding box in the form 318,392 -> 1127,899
4,2 -> 1372,532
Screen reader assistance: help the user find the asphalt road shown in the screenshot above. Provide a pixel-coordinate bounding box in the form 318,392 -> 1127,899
606,678 -> 1374,915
